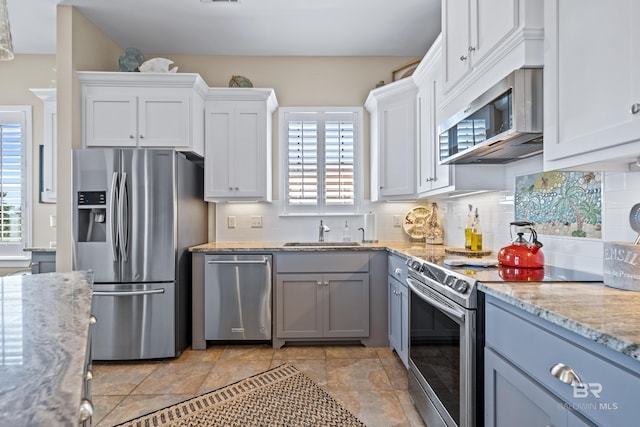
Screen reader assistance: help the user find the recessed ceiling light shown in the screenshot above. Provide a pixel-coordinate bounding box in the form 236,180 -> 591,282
201,0 -> 239,3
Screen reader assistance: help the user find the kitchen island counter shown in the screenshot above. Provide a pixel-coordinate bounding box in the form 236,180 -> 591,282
0,271 -> 93,426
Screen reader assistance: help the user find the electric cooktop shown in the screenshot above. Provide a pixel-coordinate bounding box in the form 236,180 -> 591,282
444,263 -> 603,283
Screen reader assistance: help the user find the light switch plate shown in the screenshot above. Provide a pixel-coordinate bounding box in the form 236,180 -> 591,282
251,216 -> 263,228
393,215 -> 402,227
227,216 -> 236,228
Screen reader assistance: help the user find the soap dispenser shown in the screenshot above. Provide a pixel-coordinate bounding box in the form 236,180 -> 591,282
342,220 -> 351,242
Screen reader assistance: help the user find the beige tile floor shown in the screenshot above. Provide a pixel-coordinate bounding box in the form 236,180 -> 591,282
91,344 -> 427,427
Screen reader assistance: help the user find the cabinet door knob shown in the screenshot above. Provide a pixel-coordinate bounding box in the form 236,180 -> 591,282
139,135 -> 144,139
631,103 -> 640,115
550,363 -> 583,386
468,46 -> 476,53
129,135 -> 135,139
460,55 -> 468,61
394,268 -> 402,275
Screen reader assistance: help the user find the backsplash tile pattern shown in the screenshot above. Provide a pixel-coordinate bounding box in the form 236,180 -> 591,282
514,171 -> 602,238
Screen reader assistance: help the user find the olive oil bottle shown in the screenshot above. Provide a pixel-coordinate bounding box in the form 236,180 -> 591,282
464,205 -> 474,250
471,208 -> 483,251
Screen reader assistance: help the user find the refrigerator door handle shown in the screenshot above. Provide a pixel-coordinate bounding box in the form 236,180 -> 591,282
109,172 -> 119,262
94,289 -> 166,297
118,172 -> 130,262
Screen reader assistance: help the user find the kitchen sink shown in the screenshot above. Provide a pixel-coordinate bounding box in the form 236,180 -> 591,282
283,242 -> 362,247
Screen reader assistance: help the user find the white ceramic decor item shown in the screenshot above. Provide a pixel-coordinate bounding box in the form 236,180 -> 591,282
138,58 -> 178,73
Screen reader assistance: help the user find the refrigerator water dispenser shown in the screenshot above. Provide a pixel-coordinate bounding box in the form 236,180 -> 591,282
77,191 -> 107,242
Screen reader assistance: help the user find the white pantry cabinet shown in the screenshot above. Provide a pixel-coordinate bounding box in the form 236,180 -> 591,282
365,78 -> 418,201
543,0 -> 640,171
204,88 -> 277,202
78,72 -> 207,156
441,0 -> 543,115
30,88 -> 57,203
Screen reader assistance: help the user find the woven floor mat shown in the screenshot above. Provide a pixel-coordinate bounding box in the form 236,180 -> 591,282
115,363 -> 366,427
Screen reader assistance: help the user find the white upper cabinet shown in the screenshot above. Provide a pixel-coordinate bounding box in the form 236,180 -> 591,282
204,88 -> 277,202
441,0 -> 543,114
30,88 -> 57,203
365,78 -> 418,201
78,72 -> 207,156
543,0 -> 640,171
414,36 -> 451,196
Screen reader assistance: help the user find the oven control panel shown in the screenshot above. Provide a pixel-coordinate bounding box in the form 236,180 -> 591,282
407,257 -> 477,305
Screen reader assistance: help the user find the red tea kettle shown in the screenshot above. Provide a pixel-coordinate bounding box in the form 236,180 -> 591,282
497,221 -> 545,268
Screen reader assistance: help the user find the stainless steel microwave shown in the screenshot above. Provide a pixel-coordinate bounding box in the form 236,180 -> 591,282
438,68 -> 543,165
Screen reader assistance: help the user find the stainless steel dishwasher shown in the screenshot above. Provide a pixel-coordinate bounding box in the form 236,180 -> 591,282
204,254 -> 272,340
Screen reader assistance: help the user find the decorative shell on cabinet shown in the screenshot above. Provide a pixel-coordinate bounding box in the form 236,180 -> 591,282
138,58 -> 178,73
229,75 -> 253,87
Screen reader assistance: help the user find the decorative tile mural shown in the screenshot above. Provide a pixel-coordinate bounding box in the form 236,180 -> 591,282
515,171 -> 602,238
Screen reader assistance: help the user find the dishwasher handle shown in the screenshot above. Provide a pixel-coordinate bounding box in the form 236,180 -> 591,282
207,258 -> 270,265
94,289 -> 165,297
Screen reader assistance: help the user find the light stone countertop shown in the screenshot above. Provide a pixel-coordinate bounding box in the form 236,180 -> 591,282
0,271 -> 93,426
190,241 -> 640,363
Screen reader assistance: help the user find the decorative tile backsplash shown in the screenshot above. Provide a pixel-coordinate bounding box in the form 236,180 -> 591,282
515,171 -> 602,238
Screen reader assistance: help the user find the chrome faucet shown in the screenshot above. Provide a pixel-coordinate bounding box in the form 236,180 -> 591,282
319,220 -> 330,242
358,227 -> 365,243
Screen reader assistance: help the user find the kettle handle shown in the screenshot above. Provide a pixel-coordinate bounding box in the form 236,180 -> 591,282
510,220 -> 534,227
530,228 -> 544,253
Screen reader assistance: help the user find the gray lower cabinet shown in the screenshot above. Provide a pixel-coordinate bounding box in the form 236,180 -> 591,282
274,251 -> 387,349
485,348 -> 588,427
31,250 -> 56,274
276,273 -> 369,339
484,294 -> 640,427
388,253 -> 408,367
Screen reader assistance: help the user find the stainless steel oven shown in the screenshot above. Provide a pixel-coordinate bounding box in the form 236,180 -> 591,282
406,257 -> 481,427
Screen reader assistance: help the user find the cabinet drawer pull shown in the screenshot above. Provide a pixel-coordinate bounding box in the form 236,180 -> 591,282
394,268 -> 402,275
631,103 -> 640,115
550,362 -> 583,386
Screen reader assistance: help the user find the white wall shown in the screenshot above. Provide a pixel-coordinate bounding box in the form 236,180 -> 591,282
213,153 -> 640,276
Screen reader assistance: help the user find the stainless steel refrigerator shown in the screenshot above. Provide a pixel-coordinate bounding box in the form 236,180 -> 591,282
72,148 -> 207,360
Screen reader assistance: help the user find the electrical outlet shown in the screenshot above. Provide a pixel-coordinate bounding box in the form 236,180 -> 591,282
227,216 -> 236,228
49,215 -> 56,227
393,215 -> 402,227
251,216 -> 263,228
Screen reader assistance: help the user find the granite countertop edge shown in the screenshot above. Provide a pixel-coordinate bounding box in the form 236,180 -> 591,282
479,283 -> 640,362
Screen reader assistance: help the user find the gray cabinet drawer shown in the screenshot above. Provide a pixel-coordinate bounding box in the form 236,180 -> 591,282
485,297 -> 640,426
388,253 -> 408,284
275,252 -> 370,273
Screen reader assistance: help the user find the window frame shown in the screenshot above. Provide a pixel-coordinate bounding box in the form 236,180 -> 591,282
279,106 -> 363,216
0,106 -> 32,266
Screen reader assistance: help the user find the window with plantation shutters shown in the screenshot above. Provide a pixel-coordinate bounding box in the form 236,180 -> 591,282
281,108 -> 362,215
0,107 -> 31,262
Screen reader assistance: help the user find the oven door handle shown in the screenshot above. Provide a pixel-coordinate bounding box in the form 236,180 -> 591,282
406,277 -> 466,323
